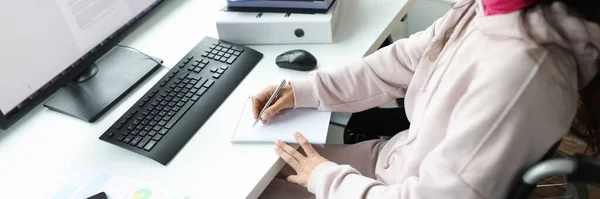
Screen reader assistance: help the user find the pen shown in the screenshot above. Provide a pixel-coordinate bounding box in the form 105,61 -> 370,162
253,80 -> 287,127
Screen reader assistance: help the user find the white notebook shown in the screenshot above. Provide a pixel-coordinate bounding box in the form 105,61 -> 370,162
231,97 -> 331,144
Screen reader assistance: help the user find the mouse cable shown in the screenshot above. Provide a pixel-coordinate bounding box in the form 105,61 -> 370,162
115,44 -> 169,70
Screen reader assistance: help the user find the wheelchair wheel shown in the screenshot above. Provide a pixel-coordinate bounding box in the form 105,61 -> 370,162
566,183 -> 589,199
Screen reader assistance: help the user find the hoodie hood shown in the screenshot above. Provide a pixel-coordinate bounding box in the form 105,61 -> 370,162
474,1 -> 600,89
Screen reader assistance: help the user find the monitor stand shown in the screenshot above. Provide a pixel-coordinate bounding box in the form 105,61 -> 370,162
44,47 -> 162,122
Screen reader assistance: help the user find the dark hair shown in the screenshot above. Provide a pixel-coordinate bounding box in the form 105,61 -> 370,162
428,0 -> 600,156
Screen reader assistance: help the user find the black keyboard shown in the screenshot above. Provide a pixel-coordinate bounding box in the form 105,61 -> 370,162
100,37 -> 263,165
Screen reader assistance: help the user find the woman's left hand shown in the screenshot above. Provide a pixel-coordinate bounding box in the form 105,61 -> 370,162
275,131 -> 329,187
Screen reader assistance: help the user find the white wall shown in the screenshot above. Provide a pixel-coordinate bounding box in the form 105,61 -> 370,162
390,0 -> 452,41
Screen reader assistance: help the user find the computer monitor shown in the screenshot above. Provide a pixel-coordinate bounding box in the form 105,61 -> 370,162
0,0 -> 165,130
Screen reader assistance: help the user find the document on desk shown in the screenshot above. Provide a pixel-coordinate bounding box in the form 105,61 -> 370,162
231,96 -> 331,144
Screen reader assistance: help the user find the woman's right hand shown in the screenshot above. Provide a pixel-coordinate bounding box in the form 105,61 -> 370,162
252,83 -> 295,124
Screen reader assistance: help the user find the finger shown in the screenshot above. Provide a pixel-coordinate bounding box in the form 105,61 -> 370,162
277,140 -> 306,163
294,132 -> 317,157
286,175 -> 303,185
261,100 -> 286,122
252,86 -> 275,119
275,145 -> 302,171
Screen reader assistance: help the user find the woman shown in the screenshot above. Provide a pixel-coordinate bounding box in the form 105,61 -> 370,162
256,0 -> 600,198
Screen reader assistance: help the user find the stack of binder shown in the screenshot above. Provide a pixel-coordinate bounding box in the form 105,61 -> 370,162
226,0 -> 336,13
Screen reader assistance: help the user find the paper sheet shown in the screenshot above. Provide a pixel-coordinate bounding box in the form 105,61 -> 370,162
47,169 -> 188,199
231,97 -> 331,144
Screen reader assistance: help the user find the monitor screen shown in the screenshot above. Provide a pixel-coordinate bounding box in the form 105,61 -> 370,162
0,0 -> 159,114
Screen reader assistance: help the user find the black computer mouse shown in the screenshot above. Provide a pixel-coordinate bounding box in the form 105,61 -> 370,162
275,49 -> 317,71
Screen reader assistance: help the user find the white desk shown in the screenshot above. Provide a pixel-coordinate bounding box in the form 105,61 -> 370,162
0,0 -> 411,198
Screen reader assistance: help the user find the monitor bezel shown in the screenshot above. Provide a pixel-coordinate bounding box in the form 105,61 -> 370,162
0,0 -> 166,130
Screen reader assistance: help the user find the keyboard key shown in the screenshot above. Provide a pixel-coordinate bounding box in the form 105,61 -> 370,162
219,57 -> 228,62
156,97 -> 164,102
141,120 -> 149,125
153,126 -> 161,131
116,135 -> 125,141
182,78 -> 190,84
190,88 -> 198,93
151,101 -> 159,106
149,121 -> 157,127
123,135 -> 134,143
107,132 -> 115,138
233,51 -> 241,56
185,92 -> 194,98
193,67 -> 201,73
188,65 -> 195,71
224,53 -> 231,58
116,123 -> 123,129
168,102 -> 176,107
207,54 -> 215,59
158,121 -> 166,126
156,106 -> 164,111
217,52 -> 224,56
204,80 -> 214,88
121,131 -> 129,136
144,140 -> 157,151
215,46 -> 222,51
220,65 -> 229,70
226,56 -> 237,64
139,131 -> 148,137
176,93 -> 184,98
167,111 -> 176,116
217,69 -> 225,74
198,87 -> 207,96
182,88 -> 190,93
185,84 -> 194,89
220,43 -> 232,49
165,101 -> 194,129
153,116 -> 161,122
191,95 -> 200,101
176,102 -> 185,107
159,101 -> 168,106
163,116 -> 172,121
169,92 -> 177,97
214,55 -> 222,60
153,134 -> 163,141
132,120 -> 140,126
172,106 -> 181,112
210,67 -> 218,72
158,111 -> 167,117
159,82 -> 166,87
131,130 -> 139,136
201,59 -> 209,64
137,136 -> 152,148
174,88 -> 182,93
227,49 -> 235,54
127,125 -> 135,131
178,73 -> 188,80
201,52 -> 208,57
178,63 -> 186,68
149,130 -> 157,137
144,126 -> 153,131
181,97 -> 189,102
177,84 -> 185,88
213,73 -> 221,79
172,70 -> 179,74
159,128 -> 168,135
145,115 -> 153,120
232,46 -> 245,52
150,110 -> 159,116
130,136 -> 142,145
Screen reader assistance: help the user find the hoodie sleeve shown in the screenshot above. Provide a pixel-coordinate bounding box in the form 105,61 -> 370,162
290,14 -> 448,112
305,50 -> 579,199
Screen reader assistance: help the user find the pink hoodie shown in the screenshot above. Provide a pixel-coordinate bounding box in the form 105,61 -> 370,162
291,0 -> 600,198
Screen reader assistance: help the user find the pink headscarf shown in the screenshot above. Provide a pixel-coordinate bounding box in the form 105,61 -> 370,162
483,0 -> 541,16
